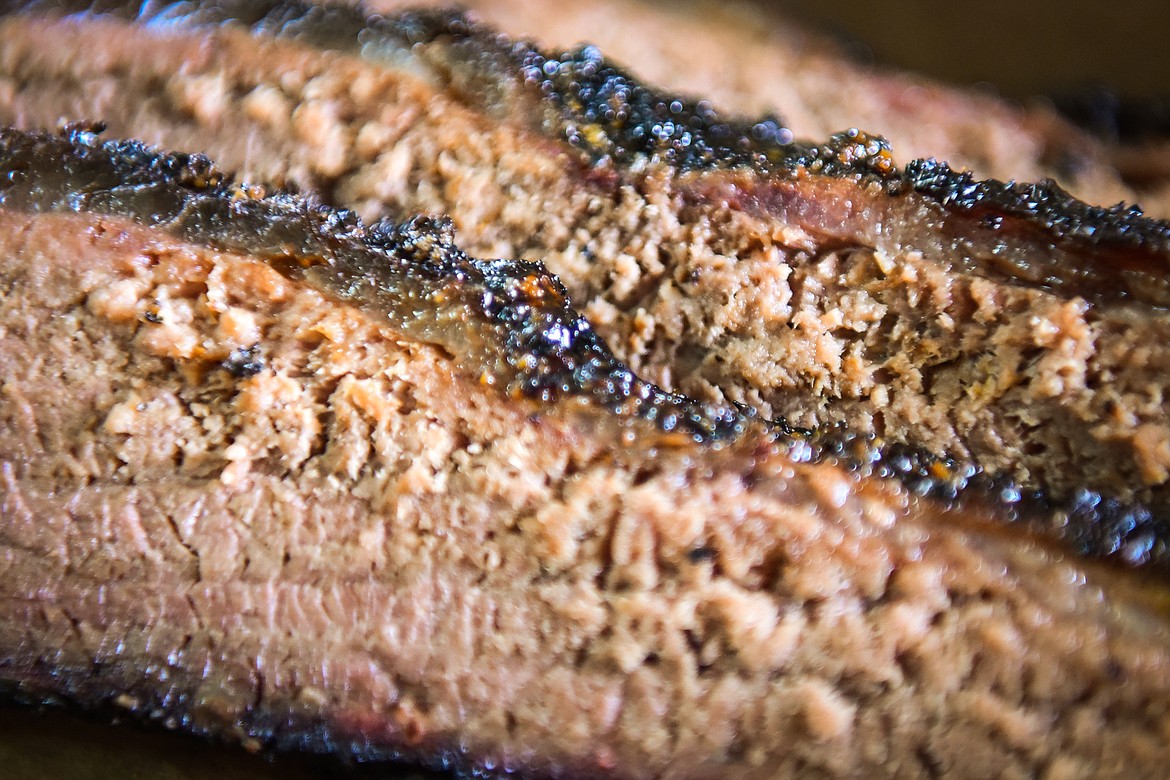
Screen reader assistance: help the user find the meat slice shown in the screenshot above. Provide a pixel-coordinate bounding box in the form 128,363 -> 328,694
3,1 -> 1170,522
4,125 -> 1170,779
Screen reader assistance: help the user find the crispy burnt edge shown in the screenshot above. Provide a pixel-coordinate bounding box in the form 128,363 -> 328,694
0,665 -> 593,780
8,0 -> 1170,305
2,123 -> 1169,570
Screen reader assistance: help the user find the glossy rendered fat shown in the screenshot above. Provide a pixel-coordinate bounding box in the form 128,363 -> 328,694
3,127 -> 1170,779
3,1 -> 1170,520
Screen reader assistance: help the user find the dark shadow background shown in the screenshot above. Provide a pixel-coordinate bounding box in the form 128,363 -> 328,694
772,0 -> 1170,140
774,0 -> 1169,100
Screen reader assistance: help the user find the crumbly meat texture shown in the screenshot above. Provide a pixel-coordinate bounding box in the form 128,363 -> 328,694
2,3 -> 1169,513
4,206 -> 1170,779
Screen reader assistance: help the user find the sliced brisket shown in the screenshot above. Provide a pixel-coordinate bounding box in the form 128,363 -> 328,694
3,0 -> 1169,521
3,124 -> 1170,779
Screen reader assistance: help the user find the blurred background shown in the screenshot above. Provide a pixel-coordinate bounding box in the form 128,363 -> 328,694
775,0 -> 1169,102
773,0 -> 1170,141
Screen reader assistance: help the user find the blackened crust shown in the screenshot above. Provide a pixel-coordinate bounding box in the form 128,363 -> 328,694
0,661 -> 622,779
7,0 -> 1169,306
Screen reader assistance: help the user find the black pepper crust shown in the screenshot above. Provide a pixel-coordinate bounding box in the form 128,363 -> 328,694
790,427 -> 1170,570
0,124 -> 749,443
2,125 -> 1169,571
6,0 -> 1170,305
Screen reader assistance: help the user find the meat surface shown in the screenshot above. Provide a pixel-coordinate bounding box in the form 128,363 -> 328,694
3,0 -> 1170,523
4,124 -> 1170,780
5,1 -> 1170,776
